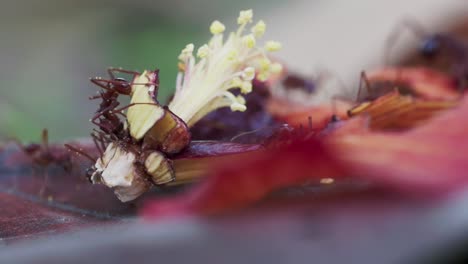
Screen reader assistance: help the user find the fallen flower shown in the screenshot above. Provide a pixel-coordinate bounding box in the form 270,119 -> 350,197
168,9 -> 282,127
142,92 -> 468,218
87,10 -> 284,201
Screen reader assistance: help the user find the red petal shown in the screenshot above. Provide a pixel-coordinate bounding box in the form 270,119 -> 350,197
142,139 -> 344,218
329,95 -> 468,193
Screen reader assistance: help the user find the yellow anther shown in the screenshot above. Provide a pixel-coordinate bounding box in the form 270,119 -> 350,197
259,58 -> 271,71
237,9 -> 253,25
320,178 -> 334,184
240,81 -> 253,94
177,62 -> 186,72
226,49 -> 238,61
236,95 -> 246,105
230,102 -> 247,112
270,62 -> 283,74
242,67 -> 255,81
242,34 -> 256,48
210,20 -> 226,35
230,77 -> 243,87
251,20 -> 266,37
265,41 -> 282,52
257,72 -> 269,82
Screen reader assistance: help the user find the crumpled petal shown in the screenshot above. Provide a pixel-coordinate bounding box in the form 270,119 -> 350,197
268,67 -> 459,130
366,67 -> 460,100
141,139 -> 344,218
347,90 -> 458,131
267,97 -> 352,129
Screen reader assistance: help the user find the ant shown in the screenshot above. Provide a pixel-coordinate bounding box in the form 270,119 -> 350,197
385,18 -> 468,90
89,68 -> 160,139
65,68 -> 161,182
13,129 -> 72,196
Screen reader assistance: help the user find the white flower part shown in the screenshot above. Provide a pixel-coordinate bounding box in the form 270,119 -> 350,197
210,20 -> 226,35
265,41 -> 282,52
178,43 -> 194,60
251,20 -> 266,37
92,143 -> 150,202
168,10 -> 283,127
93,143 -> 136,187
197,44 -> 210,58
237,9 -> 253,25
270,62 -> 283,74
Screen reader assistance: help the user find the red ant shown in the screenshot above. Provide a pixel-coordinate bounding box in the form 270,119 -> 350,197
13,129 -> 72,196
385,18 -> 468,90
65,68 -> 161,182
89,68 -> 160,139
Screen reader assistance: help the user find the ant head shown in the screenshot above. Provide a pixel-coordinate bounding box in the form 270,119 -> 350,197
114,77 -> 127,82
23,143 -> 41,154
113,78 -> 132,95
420,35 -> 441,59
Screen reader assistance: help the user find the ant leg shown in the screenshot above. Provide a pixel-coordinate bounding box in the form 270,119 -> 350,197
109,102 -> 160,114
65,144 -> 97,163
41,129 -> 49,152
91,78 -> 151,91
91,129 -> 108,149
91,133 -> 104,157
91,101 -> 121,122
315,68 -> 350,95
331,94 -> 355,118
39,169 -> 49,198
356,71 -> 372,102
384,18 -> 428,65
90,78 -> 115,91
89,92 -> 105,100
107,68 -> 141,80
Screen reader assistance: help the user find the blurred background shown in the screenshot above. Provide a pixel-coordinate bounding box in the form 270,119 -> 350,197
1,0 -> 467,142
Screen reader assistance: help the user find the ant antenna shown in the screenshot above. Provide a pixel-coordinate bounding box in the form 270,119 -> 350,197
384,17 -> 428,65
315,68 -> 350,95
107,67 -> 141,80
64,144 -> 96,163
109,102 -> 161,114
230,124 -> 291,142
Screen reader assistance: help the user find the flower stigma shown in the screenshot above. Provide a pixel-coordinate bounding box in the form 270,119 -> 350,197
168,9 -> 283,127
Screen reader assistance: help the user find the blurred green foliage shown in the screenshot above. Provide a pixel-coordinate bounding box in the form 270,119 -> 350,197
0,0 -> 283,142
